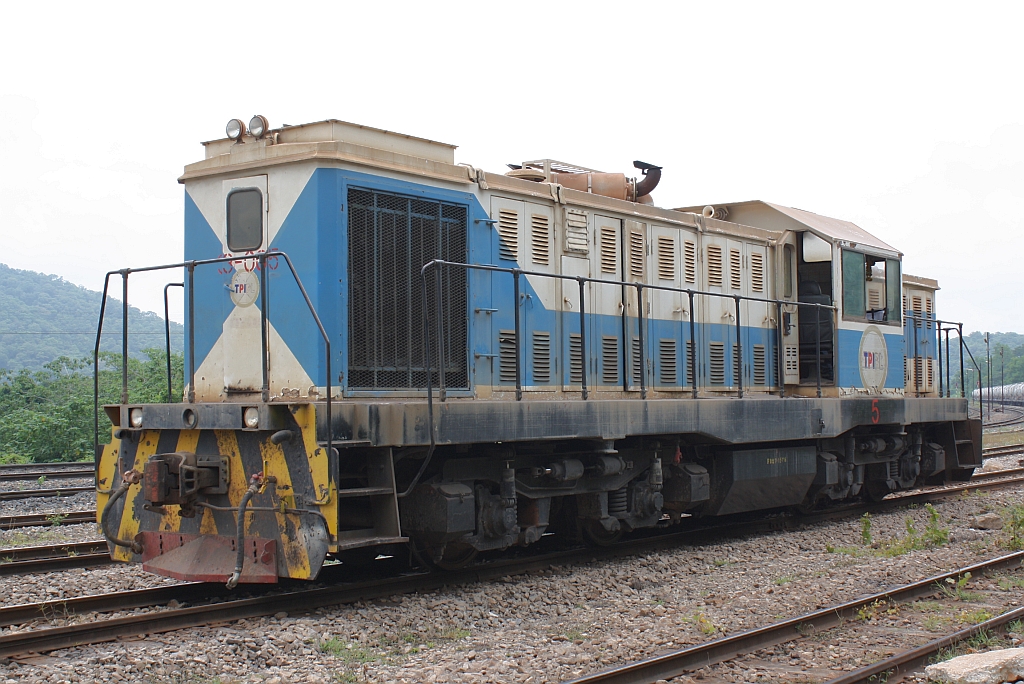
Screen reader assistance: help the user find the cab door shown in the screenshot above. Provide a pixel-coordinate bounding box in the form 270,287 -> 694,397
592,215 -> 623,390
222,175 -> 268,394
650,224 -> 696,391
744,242 -> 771,391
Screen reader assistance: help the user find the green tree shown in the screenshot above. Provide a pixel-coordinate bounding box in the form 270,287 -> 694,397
0,349 -> 183,462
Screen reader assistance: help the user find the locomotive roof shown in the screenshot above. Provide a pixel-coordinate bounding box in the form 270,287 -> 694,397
673,199 -> 901,257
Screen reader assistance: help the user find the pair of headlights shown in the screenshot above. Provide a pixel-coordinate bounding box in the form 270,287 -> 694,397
226,115 -> 270,141
128,406 -> 260,429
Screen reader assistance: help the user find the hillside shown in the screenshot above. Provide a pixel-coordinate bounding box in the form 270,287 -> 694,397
0,263 -> 183,371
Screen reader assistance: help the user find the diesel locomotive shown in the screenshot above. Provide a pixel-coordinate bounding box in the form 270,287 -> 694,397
95,117 -> 981,586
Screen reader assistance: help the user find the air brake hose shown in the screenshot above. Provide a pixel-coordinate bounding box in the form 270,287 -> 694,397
227,472 -> 264,590
101,470 -> 143,554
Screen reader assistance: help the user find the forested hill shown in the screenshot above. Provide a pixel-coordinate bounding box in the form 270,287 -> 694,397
0,263 -> 183,371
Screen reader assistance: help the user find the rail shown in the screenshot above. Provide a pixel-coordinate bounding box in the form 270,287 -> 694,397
92,252 -> 333,466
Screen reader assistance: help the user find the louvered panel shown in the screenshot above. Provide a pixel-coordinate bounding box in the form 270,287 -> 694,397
729,249 -> 742,290
631,337 -> 642,385
902,294 -> 907,313
753,345 -> 766,385
709,342 -> 725,385
685,340 -> 694,386
600,226 -> 618,274
565,209 -> 589,255
785,345 -> 799,373
569,334 -> 583,384
925,296 -> 933,329
927,357 -> 934,391
914,357 -> 923,390
912,296 -> 924,328
868,289 -> 881,310
498,330 -> 517,383
683,241 -> 697,284
733,343 -> 741,386
601,336 -> 619,384
657,236 -> 675,280
659,338 -> 677,385
532,331 -> 551,384
497,209 -> 518,261
530,214 -> 550,265
707,245 -> 723,287
629,229 -> 644,278
751,253 -> 764,293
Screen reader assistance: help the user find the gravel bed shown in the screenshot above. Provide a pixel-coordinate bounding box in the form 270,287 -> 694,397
0,476 -> 93,494
1,481 -> 1023,684
0,522 -> 102,552
0,488 -> 95,517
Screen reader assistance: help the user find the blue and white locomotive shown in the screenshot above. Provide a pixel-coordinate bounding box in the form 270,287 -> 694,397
96,117 -> 979,584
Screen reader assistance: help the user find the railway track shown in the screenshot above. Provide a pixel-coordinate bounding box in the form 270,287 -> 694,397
0,486 -> 93,501
0,468 -> 93,483
982,443 -> 1024,458
565,550 -> 1024,684
0,541 -> 109,576
0,472 -> 1023,657
0,511 -> 95,529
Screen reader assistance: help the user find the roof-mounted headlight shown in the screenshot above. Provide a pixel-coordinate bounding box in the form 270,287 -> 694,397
226,118 -> 246,140
249,115 -> 269,139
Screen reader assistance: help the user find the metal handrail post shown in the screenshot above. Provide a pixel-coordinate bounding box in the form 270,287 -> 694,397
259,254 -> 270,403
636,283 -> 646,399
93,272 -> 114,460
121,272 -> 129,405
163,282 -> 184,403
959,323 -> 965,399
774,301 -> 782,397
513,269 -> 522,401
937,321 -> 943,398
688,291 -> 697,399
436,267 -> 447,402
187,263 -> 196,404
913,315 -> 920,396
734,295 -> 743,398
578,277 -> 588,400
814,304 -> 822,398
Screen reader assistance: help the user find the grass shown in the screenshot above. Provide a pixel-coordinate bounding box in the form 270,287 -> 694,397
856,599 -> 900,622
982,430 -> 1024,449
1002,504 -> 1024,550
997,576 -> 1024,591
957,609 -> 994,625
688,611 -> 717,636
829,504 -> 949,558
937,573 -> 983,602
46,513 -> 66,527
713,558 -> 734,567
774,574 -> 797,585
929,630 -> 1006,664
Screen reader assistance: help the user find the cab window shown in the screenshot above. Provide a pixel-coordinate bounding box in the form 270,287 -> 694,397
227,188 -> 263,252
842,249 -> 900,323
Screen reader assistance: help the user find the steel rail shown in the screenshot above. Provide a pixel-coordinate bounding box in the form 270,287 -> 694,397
0,541 -> 105,562
565,551 -> 1024,684
0,469 -> 93,483
0,462 -> 91,472
0,553 -> 111,576
0,486 -> 93,501
0,511 -> 95,529
823,605 -> 1024,684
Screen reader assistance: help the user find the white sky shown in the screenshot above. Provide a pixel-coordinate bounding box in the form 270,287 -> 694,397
2,1 -> 1021,332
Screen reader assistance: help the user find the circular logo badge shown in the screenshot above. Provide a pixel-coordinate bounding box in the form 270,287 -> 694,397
858,325 -> 888,390
229,270 -> 259,308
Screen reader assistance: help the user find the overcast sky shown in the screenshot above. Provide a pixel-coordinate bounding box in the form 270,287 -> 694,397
2,1 -> 1021,333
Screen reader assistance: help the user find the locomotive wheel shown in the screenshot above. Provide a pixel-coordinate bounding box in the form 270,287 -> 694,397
581,520 -> 624,547
864,480 -> 892,502
432,543 -> 479,571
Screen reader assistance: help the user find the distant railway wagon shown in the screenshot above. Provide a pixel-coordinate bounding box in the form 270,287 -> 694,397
96,117 -> 980,585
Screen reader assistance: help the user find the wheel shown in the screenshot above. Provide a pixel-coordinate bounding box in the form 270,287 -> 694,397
580,519 -> 624,547
432,543 -> 479,570
864,480 -> 892,502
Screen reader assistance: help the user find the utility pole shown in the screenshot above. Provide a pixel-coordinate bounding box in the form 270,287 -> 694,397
1000,346 -> 1005,412
985,333 -> 991,422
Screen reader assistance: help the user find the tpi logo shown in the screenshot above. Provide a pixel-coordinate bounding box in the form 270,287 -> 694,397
229,271 -> 259,308
862,351 -> 882,370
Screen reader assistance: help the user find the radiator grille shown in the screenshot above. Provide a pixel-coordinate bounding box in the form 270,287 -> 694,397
499,330 -> 517,383
733,343 -> 741,386
569,333 -> 583,384
657,236 -> 675,281
751,253 -> 764,293
347,188 -> 467,390
729,249 -> 742,290
631,336 -> 642,385
753,344 -> 766,385
531,214 -> 550,265
707,245 -> 723,287
532,331 -> 551,384
709,342 -> 725,385
683,241 -> 696,284
602,336 -> 619,384
659,338 -> 677,385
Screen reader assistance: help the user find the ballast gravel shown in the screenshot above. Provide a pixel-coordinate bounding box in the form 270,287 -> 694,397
3,471 -> 1024,682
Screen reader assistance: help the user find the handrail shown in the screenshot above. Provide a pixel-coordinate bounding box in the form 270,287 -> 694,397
92,253 -> 333,471
163,282 -> 184,403
418,259 -> 838,450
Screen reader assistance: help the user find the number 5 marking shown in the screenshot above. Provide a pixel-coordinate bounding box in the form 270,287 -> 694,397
871,398 -> 880,424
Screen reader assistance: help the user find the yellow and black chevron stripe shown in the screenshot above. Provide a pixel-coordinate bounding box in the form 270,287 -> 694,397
96,404 -> 336,580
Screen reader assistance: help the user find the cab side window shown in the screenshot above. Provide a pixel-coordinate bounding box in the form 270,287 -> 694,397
842,249 -> 901,323
227,189 -> 263,252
